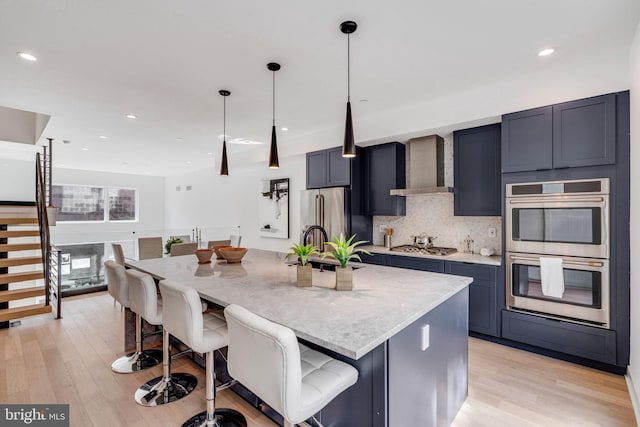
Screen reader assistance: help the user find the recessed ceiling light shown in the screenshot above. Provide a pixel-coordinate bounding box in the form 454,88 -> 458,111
281,127 -> 289,132
122,161 -> 129,165
186,161 -> 192,164
125,114 -> 137,119
176,137 -> 184,141
17,51 -> 37,61
81,147 -> 89,151
62,139 -> 71,144
538,48 -> 555,57
207,152 -> 213,155
359,99 -> 368,103
99,135 -> 108,139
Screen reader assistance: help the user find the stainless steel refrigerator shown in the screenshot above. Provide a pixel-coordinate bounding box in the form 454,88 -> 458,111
300,188 -> 349,250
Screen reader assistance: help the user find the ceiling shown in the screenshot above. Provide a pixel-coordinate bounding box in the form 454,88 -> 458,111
0,0 -> 638,176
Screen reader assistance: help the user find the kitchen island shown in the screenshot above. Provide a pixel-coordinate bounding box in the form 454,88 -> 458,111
126,249 -> 472,427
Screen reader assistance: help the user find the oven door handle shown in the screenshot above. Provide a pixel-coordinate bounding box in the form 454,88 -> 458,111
508,255 -> 605,268
508,196 -> 605,204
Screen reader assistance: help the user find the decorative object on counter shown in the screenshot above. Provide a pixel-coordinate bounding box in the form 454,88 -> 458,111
286,243 -> 321,287
191,227 -> 202,246
219,89 -> 230,176
384,228 -> 394,248
259,178 -> 289,239
464,234 -> 474,254
479,247 -> 495,257
164,237 -> 183,255
267,62 -> 280,169
340,20 -> 358,158
219,247 -> 248,264
212,245 -> 233,260
194,248 -> 214,264
323,233 -> 371,291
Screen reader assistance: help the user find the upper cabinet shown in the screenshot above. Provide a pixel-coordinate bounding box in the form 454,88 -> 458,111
454,124 -> 501,216
364,142 -> 406,216
502,93 -> 617,173
306,147 -> 351,189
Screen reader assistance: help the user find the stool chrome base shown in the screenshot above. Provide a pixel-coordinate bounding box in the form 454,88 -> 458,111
181,408 -> 247,427
111,349 -> 163,373
134,373 -> 197,407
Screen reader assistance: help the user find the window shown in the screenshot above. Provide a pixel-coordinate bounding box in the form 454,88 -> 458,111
52,185 -> 137,222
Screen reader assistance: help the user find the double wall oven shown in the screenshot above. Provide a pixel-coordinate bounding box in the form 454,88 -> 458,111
505,178 -> 610,328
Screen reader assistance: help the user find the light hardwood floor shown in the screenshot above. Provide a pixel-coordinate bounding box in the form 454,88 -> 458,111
0,292 -> 636,427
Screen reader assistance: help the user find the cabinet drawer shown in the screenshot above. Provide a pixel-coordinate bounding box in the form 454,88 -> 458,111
502,310 -> 616,364
387,255 -> 444,273
445,261 -> 496,282
362,253 -> 387,266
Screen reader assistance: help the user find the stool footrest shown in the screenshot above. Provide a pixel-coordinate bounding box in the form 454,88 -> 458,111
215,379 -> 237,393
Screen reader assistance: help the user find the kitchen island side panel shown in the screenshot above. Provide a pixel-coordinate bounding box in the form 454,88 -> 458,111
389,287 -> 469,427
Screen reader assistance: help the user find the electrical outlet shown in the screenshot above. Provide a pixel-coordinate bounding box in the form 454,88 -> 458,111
488,227 -> 497,238
421,324 -> 430,351
379,224 -> 387,233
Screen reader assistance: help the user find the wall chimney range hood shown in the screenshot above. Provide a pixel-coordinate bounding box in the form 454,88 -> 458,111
390,135 -> 453,196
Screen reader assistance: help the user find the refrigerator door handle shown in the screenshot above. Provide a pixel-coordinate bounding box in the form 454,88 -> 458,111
318,194 -> 325,229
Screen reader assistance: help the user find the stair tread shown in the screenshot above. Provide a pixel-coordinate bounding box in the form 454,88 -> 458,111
0,243 -> 42,252
0,257 -> 43,268
0,271 -> 45,284
0,230 -> 40,238
0,217 -> 39,225
0,304 -> 51,322
0,287 -> 46,303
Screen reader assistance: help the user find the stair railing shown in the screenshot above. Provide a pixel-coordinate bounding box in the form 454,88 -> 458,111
35,153 -> 59,318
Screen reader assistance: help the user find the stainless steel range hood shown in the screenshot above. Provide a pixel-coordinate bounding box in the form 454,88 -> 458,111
390,135 -> 454,196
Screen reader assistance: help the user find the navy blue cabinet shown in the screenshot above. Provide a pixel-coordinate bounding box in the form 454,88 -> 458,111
501,106 -> 553,173
553,94 -> 616,168
306,147 -> 351,189
454,124 -> 501,216
502,93 -> 618,173
364,142 -> 406,216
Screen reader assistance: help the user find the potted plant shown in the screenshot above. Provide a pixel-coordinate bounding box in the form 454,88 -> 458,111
286,243 -> 320,287
323,233 -> 371,291
164,237 -> 183,255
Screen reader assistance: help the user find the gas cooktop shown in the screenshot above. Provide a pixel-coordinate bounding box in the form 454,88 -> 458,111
390,245 -> 458,256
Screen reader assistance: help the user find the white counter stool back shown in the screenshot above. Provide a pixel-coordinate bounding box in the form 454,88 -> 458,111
224,304 -> 359,427
129,270 -> 198,407
159,280 -> 246,427
105,261 -> 162,373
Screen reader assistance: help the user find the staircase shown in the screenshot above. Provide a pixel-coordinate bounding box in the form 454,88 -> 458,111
0,204 -> 52,326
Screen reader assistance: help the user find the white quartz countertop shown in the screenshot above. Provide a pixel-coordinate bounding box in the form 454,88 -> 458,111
363,245 -> 502,266
126,249 -> 471,360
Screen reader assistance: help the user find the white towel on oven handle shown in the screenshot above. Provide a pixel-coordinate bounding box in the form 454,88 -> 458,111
540,257 -> 565,299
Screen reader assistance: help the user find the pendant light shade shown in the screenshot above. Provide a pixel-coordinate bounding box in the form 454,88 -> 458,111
267,62 -> 280,169
219,89 -> 230,176
341,20 -> 357,158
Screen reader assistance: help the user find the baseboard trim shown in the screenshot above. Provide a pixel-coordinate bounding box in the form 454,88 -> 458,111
625,367 -> 640,425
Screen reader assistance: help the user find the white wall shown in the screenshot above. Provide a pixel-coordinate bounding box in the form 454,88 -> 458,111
627,19 -> 640,420
0,158 -> 35,201
164,155 -> 306,253
49,168 -> 166,257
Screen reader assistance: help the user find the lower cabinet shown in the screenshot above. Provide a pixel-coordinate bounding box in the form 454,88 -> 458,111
502,310 -> 616,365
445,261 -> 499,337
361,254 -> 500,337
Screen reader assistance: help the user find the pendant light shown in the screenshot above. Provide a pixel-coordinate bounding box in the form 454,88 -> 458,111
219,89 -> 230,176
341,20 -> 357,158
267,62 -> 280,169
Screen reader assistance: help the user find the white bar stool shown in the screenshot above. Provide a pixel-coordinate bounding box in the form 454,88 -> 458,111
159,280 -> 246,427
129,270 -> 198,407
224,304 -> 359,427
105,260 -> 162,373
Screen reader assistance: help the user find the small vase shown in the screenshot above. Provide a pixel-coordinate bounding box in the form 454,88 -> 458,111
297,264 -> 312,287
335,266 -> 353,291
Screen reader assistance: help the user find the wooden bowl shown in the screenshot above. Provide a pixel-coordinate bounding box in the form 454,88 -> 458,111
219,247 -> 248,264
212,245 -> 233,260
194,248 -> 214,264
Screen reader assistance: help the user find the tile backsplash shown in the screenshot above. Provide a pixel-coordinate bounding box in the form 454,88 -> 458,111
372,134 -> 502,254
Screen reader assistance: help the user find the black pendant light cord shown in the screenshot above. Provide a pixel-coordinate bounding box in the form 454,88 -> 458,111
272,70 -> 276,126
347,33 -> 350,102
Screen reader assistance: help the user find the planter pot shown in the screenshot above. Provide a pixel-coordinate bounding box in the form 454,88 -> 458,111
297,264 -> 312,287
335,266 -> 353,291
